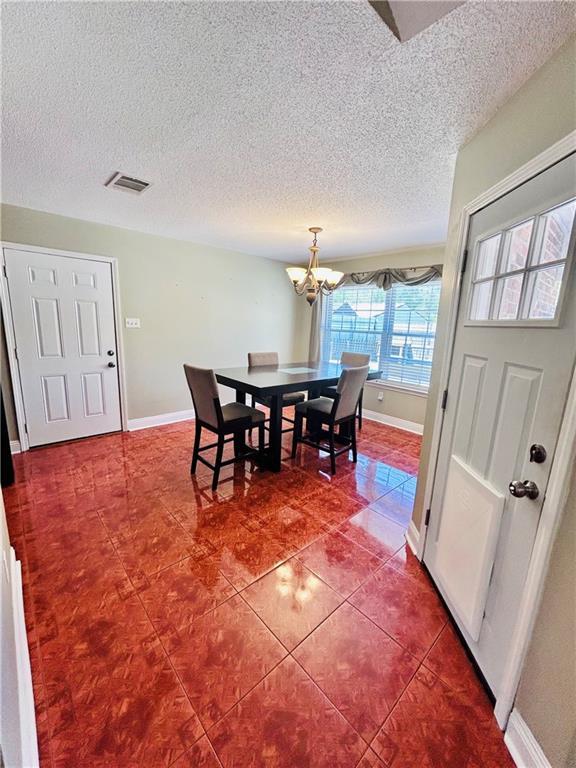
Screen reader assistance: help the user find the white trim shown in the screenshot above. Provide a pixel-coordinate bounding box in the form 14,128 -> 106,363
0,241 -> 129,448
362,407 -> 424,435
127,408 -> 195,431
365,380 -> 428,399
504,710 -> 551,768
0,259 -> 30,451
405,520 -> 420,556
417,130 -> 576,727
10,440 -> 21,454
110,258 -> 129,433
7,547 -> 40,767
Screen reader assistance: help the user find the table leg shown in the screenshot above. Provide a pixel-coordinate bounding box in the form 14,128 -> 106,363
234,389 -> 247,457
268,393 -> 283,472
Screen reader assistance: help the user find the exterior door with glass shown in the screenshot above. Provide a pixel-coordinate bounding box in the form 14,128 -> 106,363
424,152 -> 576,696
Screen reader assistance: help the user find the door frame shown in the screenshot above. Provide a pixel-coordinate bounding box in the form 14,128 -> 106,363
417,129 -> 576,728
0,242 -> 129,450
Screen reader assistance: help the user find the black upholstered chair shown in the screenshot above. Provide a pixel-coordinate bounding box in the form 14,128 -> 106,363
292,365 -> 369,475
321,351 -> 370,429
247,352 -> 305,434
184,364 -> 265,490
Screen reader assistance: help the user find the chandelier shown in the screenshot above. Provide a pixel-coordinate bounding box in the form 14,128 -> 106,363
286,227 -> 344,306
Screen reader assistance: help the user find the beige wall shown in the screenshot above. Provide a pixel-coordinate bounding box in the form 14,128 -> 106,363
515,467 -> 576,768
414,34 -> 576,765
300,244 -> 446,428
0,204 -> 307,437
415,34 -> 576,527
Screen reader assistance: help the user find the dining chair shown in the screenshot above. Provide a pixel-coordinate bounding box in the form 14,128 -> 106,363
321,351 -> 370,429
184,364 -> 265,490
247,352 -> 305,434
292,365 -> 369,475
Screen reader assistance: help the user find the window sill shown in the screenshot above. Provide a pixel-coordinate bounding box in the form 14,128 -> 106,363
365,380 -> 429,398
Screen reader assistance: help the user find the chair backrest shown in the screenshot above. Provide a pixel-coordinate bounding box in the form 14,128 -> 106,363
183,364 -> 221,428
247,351 -> 279,367
334,365 -> 369,421
341,351 -> 370,367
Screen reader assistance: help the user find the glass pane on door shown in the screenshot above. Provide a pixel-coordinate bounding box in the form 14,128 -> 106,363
532,200 -> 576,265
523,265 -> 565,319
475,234 -> 501,279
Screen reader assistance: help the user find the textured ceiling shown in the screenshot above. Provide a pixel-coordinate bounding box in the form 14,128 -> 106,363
1,1 -> 574,262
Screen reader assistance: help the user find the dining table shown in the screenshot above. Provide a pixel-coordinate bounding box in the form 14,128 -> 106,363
213,361 -> 382,472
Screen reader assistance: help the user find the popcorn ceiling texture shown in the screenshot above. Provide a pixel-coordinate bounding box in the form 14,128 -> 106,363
1,1 -> 574,261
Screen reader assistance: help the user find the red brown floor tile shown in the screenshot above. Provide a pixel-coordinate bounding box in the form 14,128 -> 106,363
371,667 -> 515,768
3,420 -> 512,767
296,530 -> 383,598
171,736 -> 223,768
168,594 -> 286,729
299,486 -> 365,527
242,559 -> 343,650
387,543 -> 437,593
339,507 -> 406,561
356,748 -> 387,767
209,656 -> 366,768
138,555 -> 236,652
294,603 -> 419,741
423,622 -> 490,706
368,483 -> 415,527
349,564 -> 447,660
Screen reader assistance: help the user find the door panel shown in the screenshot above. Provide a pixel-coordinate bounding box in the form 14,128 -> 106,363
4,249 -> 121,446
424,152 -> 576,696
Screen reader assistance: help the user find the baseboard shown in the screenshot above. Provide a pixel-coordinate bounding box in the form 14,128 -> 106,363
10,440 -> 21,454
362,408 -> 424,435
504,710 -> 551,768
127,409 -> 195,431
405,520 -> 420,556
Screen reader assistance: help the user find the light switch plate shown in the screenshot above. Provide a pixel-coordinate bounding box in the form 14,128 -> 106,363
125,317 -> 141,328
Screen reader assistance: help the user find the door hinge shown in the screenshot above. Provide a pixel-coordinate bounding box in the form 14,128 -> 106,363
14,347 -> 18,360
461,248 -> 468,274
2,264 -> 6,278
424,508 -> 431,526
441,389 -> 448,410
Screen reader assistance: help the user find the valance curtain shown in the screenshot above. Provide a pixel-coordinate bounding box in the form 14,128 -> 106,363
308,265 -> 443,363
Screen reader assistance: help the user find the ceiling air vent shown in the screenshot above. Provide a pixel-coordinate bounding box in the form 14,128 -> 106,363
104,172 -> 151,194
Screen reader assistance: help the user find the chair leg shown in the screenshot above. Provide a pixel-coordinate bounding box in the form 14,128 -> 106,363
329,424 -> 337,475
258,422 -> 265,453
357,389 -> 363,430
351,416 -> 358,463
212,434 -> 224,491
191,423 -> 202,474
291,412 -> 302,458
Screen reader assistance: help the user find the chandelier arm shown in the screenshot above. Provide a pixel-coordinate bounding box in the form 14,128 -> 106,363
293,282 -> 309,296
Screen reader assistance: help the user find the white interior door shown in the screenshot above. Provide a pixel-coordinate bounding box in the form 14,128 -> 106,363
424,152 -> 576,697
4,248 -> 122,447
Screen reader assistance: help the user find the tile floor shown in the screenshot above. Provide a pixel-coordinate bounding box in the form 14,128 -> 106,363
4,417 -> 514,767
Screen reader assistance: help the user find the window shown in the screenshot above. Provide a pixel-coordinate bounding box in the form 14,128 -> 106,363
469,198 -> 576,323
321,280 -> 442,392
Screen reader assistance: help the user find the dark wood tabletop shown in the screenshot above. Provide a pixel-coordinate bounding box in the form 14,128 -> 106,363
214,360 -> 381,395
214,361 -> 381,471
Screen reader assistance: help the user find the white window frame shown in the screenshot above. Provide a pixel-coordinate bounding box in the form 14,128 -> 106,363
465,197 -> 576,328
321,280 -> 442,396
